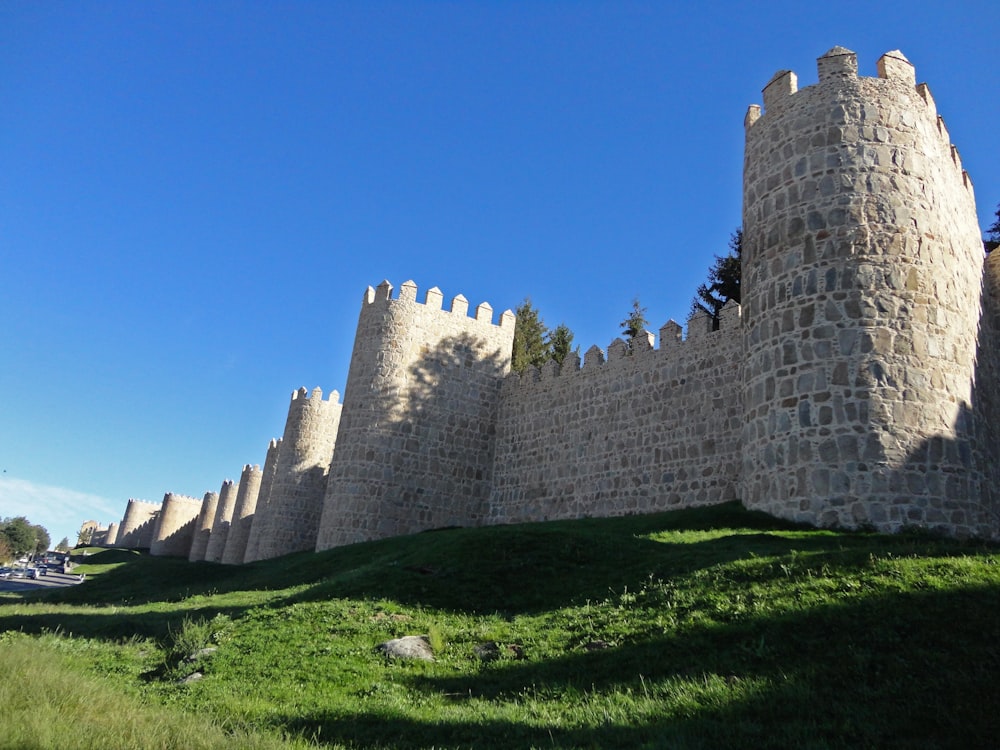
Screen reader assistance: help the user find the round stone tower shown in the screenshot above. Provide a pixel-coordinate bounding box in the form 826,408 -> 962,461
242,437 -> 281,563
741,48 -> 990,535
150,492 -> 202,557
247,388 -> 342,561
221,464 -> 263,565
204,479 -> 238,563
188,491 -> 220,562
316,280 -> 515,550
117,498 -> 160,549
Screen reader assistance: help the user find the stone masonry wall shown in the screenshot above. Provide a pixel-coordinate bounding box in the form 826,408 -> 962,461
222,464 -> 263,565
150,492 -> 202,557
249,389 -> 342,561
741,48 -> 991,535
189,491 -> 220,562
204,479 -> 238,563
243,438 -> 281,563
971,251 -> 1000,530
490,305 -> 743,524
316,280 -> 515,550
117,498 -> 160,549
105,47 -> 999,555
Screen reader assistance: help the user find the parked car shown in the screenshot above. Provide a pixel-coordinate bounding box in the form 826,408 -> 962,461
0,568 -> 11,580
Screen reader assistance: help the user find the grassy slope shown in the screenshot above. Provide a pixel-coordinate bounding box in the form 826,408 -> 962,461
2,502 -> 999,749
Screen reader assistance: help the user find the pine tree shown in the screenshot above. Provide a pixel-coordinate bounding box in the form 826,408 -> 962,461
621,297 -> 648,350
692,229 -> 742,328
548,323 -> 576,366
985,203 -> 1000,253
511,299 -> 551,374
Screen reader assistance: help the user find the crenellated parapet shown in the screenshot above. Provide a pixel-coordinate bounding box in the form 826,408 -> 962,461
362,279 -> 516,331
503,303 -> 742,393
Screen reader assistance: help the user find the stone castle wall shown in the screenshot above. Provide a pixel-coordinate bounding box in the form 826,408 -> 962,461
221,464 -> 262,565
971,250 -> 1000,530
243,438 -> 281,563
316,280 -> 516,550
150,492 -> 202,557
188,491 -> 219,562
109,47 -> 1000,562
741,48 -> 991,536
204,479 -> 238,563
490,304 -> 744,524
247,389 -> 342,561
117,499 -> 160,549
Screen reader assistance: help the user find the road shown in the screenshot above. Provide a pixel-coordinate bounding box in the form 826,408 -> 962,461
0,569 -> 85,594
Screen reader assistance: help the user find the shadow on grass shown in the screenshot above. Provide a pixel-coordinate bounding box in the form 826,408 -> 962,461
277,584 -> 1000,749
0,602 -> 255,644
279,503 -> 984,616
5,503 -> 994,641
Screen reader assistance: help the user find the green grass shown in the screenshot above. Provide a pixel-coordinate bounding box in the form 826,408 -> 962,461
2,502 -> 999,749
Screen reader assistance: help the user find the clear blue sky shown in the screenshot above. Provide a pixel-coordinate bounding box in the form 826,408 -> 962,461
2,1 -> 997,548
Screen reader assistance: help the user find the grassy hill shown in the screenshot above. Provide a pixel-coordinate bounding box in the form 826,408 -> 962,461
2,502 -> 999,749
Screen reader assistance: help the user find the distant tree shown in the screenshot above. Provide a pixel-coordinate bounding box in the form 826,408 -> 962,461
0,534 -> 11,563
77,524 -> 94,547
511,299 -> 551,374
548,323 -> 576,366
55,537 -> 71,553
691,228 -> 743,329
986,203 -> 1000,253
620,297 -> 649,350
1,517 -> 38,557
32,524 -> 51,555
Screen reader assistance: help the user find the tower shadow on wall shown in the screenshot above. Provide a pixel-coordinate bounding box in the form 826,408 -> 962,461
842,265 -> 1000,539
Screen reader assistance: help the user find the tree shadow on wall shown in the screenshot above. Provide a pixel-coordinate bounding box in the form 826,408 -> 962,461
328,330 -> 510,539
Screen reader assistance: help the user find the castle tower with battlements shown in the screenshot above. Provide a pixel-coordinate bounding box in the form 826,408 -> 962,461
204,479 -> 238,563
188,491 -> 220,562
740,47 -> 992,535
247,388 -> 342,561
221,464 -> 263,564
117,498 -> 160,549
150,492 -> 202,557
242,438 -> 281,563
316,280 -> 516,550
